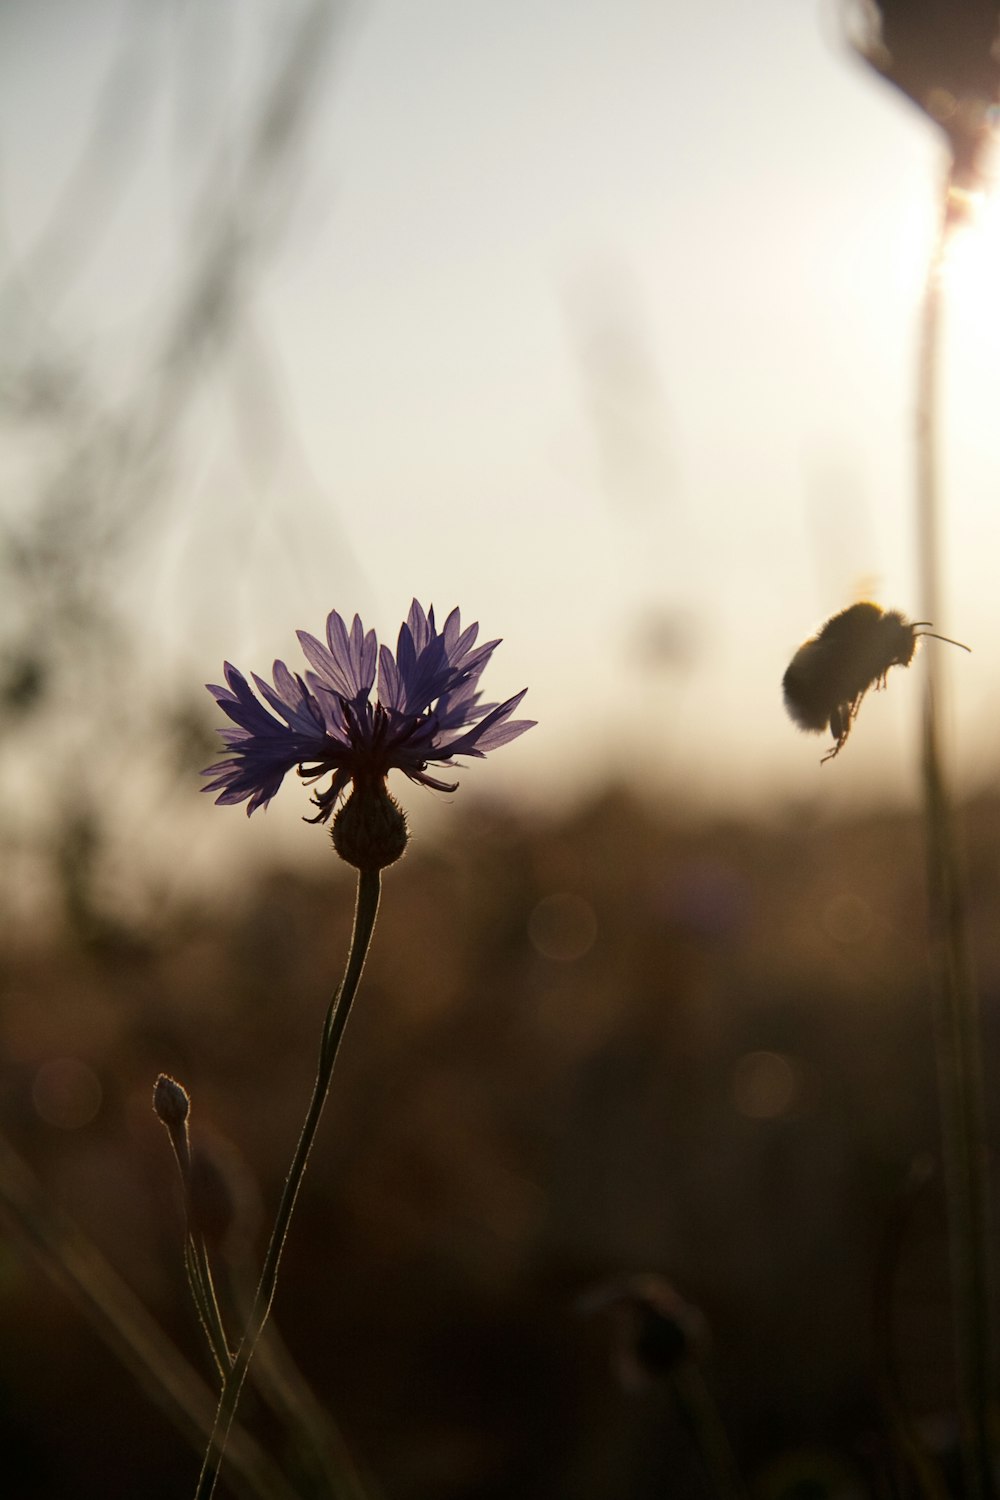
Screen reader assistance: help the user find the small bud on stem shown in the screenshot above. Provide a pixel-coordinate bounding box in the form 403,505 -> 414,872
153,1072 -> 192,1178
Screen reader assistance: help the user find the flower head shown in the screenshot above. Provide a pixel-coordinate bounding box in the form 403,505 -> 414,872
203,600 -> 534,822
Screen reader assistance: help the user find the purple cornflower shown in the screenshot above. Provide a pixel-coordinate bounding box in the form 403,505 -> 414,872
203,600 -> 534,822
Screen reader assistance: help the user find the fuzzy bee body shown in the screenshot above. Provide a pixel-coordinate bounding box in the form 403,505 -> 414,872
783,602 -> 966,763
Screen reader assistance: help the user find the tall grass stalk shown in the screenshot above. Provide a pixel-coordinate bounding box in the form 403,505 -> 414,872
916,174 -> 995,1499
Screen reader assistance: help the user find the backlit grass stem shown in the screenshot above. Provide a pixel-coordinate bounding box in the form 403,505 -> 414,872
917,173 -> 995,1500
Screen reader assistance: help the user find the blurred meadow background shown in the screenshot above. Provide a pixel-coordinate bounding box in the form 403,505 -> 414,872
3,0 -> 1000,1496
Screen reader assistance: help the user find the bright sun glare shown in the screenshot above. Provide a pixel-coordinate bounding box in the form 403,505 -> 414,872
942,184 -> 1000,328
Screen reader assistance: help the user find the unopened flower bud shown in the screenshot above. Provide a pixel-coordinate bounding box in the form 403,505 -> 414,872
332,779 -> 409,871
154,1073 -> 193,1183
153,1074 -> 190,1130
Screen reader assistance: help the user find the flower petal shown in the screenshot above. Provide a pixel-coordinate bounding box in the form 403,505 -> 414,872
203,602 -> 533,817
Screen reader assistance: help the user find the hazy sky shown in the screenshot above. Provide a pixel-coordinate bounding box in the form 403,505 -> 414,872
3,0 -> 1000,874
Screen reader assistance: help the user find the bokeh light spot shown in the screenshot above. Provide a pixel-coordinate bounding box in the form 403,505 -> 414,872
732,1050 -> 801,1121
32,1057 -> 103,1130
527,893 -> 597,962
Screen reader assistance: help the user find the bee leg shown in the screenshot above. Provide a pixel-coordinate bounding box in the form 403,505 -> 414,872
821,703 -> 853,763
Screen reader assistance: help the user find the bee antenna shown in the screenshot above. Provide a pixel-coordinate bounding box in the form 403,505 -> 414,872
915,630 -> 972,653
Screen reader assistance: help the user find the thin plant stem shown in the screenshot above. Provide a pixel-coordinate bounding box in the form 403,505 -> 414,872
194,866 -> 382,1500
159,1089 -> 234,1380
185,1234 -> 233,1379
916,174 -> 995,1499
0,1132 -> 299,1500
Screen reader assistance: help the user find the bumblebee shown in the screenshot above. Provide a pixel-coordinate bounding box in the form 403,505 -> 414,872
783,602 -> 969,762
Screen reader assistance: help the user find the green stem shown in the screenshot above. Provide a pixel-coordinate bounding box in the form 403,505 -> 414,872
917,175 -> 995,1500
185,1234 -> 233,1379
0,1133 -> 298,1500
194,867 -> 382,1500
161,1098 -> 233,1381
